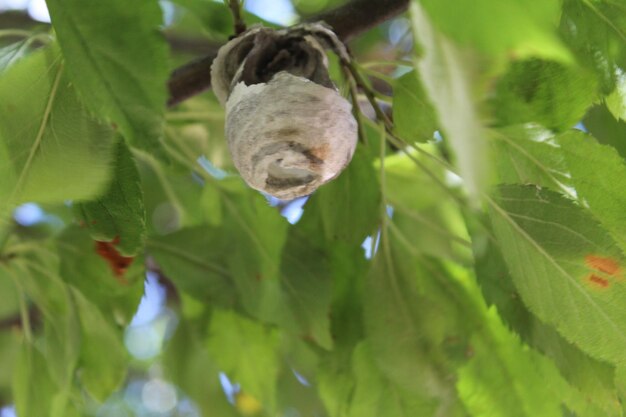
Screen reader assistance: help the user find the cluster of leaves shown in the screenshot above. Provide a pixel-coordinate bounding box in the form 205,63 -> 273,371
1,0 -> 626,416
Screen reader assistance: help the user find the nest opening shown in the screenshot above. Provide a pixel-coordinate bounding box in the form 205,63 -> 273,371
266,161 -> 318,190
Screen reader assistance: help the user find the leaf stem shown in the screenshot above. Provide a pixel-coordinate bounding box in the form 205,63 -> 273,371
226,0 -> 247,36
0,29 -> 33,39
341,64 -> 367,145
11,62 -> 64,203
339,51 -> 471,211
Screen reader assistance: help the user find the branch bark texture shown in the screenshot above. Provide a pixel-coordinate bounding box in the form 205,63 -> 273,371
166,0 -> 410,107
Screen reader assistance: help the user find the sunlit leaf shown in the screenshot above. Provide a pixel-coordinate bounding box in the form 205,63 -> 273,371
45,0 -> 169,151
417,0 -> 571,62
410,2 -> 489,198
473,225 -> 621,416
489,185 -> 626,365
606,75 -> 626,120
490,125 -> 569,190
560,0 -> 626,95
458,307 -> 603,417
558,130 -> 626,254
0,45 -> 116,208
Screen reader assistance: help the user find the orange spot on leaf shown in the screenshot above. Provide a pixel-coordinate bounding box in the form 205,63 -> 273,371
95,237 -> 133,284
585,255 -> 621,276
587,274 -> 610,289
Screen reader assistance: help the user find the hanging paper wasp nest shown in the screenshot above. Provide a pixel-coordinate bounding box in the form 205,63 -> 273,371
211,23 -> 358,200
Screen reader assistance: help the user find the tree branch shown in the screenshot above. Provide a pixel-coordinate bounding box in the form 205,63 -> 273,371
166,0 -> 409,107
309,0 -> 410,43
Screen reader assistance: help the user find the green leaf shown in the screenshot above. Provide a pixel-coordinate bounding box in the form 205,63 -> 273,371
318,363 -> 354,417
410,2 -> 489,198
0,267 -> 19,321
13,344 -> 59,417
56,225 -> 145,323
606,75 -> 626,120
220,184 -> 334,349
76,140 -> 146,256
163,319 -> 239,417
279,225 -> 334,349
584,104 -> 626,159
261,147 -> 381,349
458,308 -> 582,417
314,146 -> 381,247
489,185 -> 626,365
491,60 -> 598,131
558,130 -> 626,254
0,39 -> 32,73
416,0 -> 571,62
383,149 -> 472,263
207,309 -> 280,412
45,0 -> 169,151
347,343 -> 438,417
560,0 -> 625,95
136,149 -> 207,234
0,45 -> 116,208
490,125 -> 569,190
0,332 -> 20,402
72,288 -> 127,400
147,226 -> 236,303
222,187 -> 288,324
392,71 -> 437,143
0,138 -> 15,208
617,366 -> 626,416
473,225 -> 621,416
530,322 -> 620,416
3,252 -> 81,390
364,233 -> 476,415
200,184 -> 223,226
325,243 -> 368,355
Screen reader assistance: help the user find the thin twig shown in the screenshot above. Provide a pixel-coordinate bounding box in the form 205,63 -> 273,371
226,0 -> 247,36
337,49 -> 470,210
340,58 -> 394,129
341,65 -> 367,145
